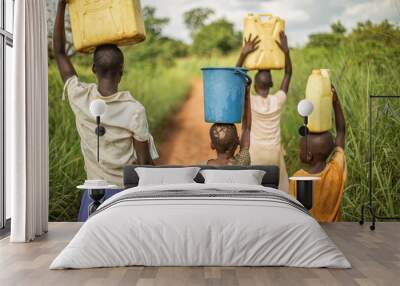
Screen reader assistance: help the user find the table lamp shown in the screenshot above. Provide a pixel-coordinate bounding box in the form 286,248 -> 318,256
297,99 -> 314,136
90,99 -> 107,162
290,99 -> 317,210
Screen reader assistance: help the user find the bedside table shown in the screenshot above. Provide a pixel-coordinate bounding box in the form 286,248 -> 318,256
289,176 -> 320,210
77,185 -> 121,220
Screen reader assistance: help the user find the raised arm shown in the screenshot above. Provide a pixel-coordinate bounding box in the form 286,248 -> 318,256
276,32 -> 292,94
332,85 -> 346,149
53,0 -> 76,83
240,78 -> 252,151
133,139 -> 154,165
236,34 -> 260,67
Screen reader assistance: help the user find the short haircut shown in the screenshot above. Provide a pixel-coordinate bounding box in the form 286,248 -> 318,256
209,123 -> 238,153
302,132 -> 335,160
93,44 -> 124,78
255,70 -> 273,90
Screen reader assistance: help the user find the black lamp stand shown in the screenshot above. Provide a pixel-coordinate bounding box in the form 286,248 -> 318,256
87,116 -> 106,216
299,116 -> 310,160
95,115 -> 106,162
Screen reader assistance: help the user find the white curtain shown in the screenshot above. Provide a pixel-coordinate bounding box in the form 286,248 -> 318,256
7,0 -> 49,242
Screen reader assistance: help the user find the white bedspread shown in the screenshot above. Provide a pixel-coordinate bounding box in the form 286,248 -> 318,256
50,183 -> 351,269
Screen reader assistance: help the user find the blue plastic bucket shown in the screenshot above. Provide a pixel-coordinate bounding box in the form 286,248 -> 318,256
202,67 -> 251,123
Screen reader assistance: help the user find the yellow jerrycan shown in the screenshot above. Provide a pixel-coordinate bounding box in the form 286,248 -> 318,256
68,0 -> 146,53
306,69 -> 333,133
243,13 -> 285,70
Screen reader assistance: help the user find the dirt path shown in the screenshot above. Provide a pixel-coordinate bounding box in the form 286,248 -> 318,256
157,78 -> 214,165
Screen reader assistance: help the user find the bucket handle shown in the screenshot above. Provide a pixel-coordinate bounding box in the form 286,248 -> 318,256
234,68 -> 252,85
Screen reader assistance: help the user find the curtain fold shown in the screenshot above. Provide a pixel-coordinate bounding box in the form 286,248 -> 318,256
9,0 -> 49,242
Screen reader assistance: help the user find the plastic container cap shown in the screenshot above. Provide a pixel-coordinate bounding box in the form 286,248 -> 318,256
312,69 -> 322,75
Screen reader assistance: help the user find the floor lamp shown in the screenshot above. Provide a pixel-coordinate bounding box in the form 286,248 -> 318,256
359,95 -> 400,230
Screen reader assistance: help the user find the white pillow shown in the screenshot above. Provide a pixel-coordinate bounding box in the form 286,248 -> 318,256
200,170 -> 266,185
135,167 -> 201,186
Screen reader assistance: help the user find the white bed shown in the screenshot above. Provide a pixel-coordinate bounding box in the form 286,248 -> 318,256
50,183 -> 351,269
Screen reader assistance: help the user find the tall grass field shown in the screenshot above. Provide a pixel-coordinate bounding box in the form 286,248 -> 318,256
48,21 -> 400,222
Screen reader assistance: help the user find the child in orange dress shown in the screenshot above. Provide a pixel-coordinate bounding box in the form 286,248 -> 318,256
290,86 -> 346,222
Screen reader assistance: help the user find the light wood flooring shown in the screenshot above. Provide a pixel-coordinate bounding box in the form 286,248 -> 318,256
0,222 -> 399,286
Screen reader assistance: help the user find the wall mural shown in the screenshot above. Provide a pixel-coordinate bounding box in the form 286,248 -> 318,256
46,0 -> 400,223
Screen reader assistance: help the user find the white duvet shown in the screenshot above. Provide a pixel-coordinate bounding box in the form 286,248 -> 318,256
50,183 -> 351,269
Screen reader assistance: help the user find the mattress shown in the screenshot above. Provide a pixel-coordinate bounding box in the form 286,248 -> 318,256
50,183 -> 351,269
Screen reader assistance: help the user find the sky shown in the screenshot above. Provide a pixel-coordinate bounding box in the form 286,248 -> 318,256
142,0 -> 400,46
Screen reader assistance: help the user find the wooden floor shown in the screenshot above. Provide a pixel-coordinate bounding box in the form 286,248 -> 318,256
0,223 -> 399,286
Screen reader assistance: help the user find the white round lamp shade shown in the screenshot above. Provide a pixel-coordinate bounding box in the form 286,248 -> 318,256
297,99 -> 314,117
90,99 -> 107,117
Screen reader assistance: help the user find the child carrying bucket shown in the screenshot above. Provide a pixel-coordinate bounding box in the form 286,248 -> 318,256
236,32 -> 292,192
204,70 -> 253,166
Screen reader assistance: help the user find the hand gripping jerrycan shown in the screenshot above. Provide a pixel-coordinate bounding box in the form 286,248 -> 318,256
243,13 -> 285,70
201,68 -> 251,124
68,0 -> 146,53
306,69 -> 333,133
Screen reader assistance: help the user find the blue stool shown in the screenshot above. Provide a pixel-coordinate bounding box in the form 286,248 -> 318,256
78,189 -> 122,222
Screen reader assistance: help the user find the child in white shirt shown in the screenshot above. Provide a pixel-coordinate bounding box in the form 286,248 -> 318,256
236,32 -> 292,192
54,0 -> 158,186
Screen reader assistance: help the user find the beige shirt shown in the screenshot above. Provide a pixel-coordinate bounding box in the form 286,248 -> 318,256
64,76 -> 158,187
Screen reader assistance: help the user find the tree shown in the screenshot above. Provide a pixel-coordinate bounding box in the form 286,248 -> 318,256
305,20 -> 400,70
142,6 -> 170,39
307,21 -> 347,48
347,20 -> 400,67
331,21 -> 347,35
307,33 -> 342,48
125,7 -> 188,66
349,20 -> 400,46
183,8 -> 215,39
160,38 -> 189,58
191,18 -> 241,56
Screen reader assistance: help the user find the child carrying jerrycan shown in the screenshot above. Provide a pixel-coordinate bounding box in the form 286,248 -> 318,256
54,0 -> 158,188
236,31 -> 292,193
290,85 -> 346,222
